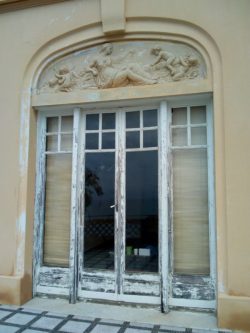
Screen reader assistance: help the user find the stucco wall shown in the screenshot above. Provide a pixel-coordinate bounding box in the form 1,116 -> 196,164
0,0 -> 249,331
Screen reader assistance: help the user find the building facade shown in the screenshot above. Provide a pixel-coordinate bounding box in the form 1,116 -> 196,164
0,0 -> 249,331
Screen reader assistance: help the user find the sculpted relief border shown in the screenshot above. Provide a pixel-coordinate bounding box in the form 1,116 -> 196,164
36,41 -> 207,95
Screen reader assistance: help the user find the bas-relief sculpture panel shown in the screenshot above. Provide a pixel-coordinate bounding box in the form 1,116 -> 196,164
37,41 -> 207,94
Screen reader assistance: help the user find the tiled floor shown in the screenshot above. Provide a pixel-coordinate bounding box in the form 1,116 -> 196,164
0,304 -> 232,333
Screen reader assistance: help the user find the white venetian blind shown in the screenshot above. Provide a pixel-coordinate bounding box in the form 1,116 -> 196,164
172,106 -> 210,275
43,116 -> 73,267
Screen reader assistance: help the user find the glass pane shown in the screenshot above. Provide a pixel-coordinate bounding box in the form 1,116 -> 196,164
143,130 -> 158,148
143,109 -> 157,127
43,154 -> 72,267
47,117 -> 58,133
126,151 -> 158,273
102,132 -> 115,149
102,113 -> 115,129
172,107 -> 187,125
86,133 -> 99,150
191,106 -> 206,124
46,135 -> 58,152
126,111 -> 140,128
173,149 -> 209,275
61,134 -> 73,151
84,153 -> 115,270
172,128 -> 187,146
61,116 -> 73,132
86,114 -> 99,130
191,127 -> 207,145
126,131 -> 140,149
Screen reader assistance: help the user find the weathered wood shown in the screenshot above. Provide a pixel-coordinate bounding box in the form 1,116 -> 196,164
115,110 -> 123,294
36,285 -> 69,297
123,280 -> 160,296
158,101 -> 169,312
39,267 -> 69,287
168,98 -> 216,309
33,114 -> 46,295
81,276 -> 115,293
77,112 -> 85,294
78,290 -> 160,305
206,101 -> 217,289
34,97 -> 216,311
172,275 -> 215,300
69,108 -> 80,303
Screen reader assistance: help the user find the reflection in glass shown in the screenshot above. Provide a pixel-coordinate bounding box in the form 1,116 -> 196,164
102,132 -> 115,149
191,127 -> 207,145
172,128 -> 187,146
172,108 -> 187,125
126,151 -> 158,273
61,116 -> 73,132
126,131 -> 140,149
191,106 -> 206,124
84,153 -> 115,270
143,130 -> 157,148
85,133 -> 99,150
143,109 -> 157,127
46,135 -> 58,152
61,134 -> 73,151
102,113 -> 115,129
126,111 -> 140,128
86,114 -> 99,130
47,117 -> 58,133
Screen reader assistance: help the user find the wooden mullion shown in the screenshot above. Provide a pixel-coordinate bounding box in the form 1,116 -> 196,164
158,101 -> 170,313
33,113 -> 47,296
69,108 -> 80,303
77,111 -> 86,294
206,101 -> 217,289
115,110 -> 125,294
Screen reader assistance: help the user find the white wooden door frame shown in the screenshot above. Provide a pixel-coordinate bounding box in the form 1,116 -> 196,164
77,106 -> 162,305
33,94 -> 216,311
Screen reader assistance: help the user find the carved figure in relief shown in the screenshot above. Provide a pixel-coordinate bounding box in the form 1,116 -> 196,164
151,46 -> 199,81
85,43 -> 157,88
39,42 -> 204,94
48,66 -> 79,92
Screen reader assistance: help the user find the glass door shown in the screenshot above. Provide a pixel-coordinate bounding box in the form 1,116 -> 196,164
79,111 -> 117,295
34,96 -> 214,310
122,109 -> 160,300
78,107 -> 161,303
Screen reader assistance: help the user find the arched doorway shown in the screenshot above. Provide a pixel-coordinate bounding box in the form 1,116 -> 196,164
32,40 -> 216,311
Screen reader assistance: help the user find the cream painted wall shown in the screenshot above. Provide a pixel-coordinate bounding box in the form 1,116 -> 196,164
0,0 -> 249,330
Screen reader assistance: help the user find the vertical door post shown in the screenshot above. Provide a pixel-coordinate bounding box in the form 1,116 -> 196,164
115,110 -> 126,294
158,101 -> 170,312
69,108 -> 81,303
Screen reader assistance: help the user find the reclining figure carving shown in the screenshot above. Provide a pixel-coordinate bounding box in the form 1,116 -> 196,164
40,42 -> 203,93
82,43 -> 157,89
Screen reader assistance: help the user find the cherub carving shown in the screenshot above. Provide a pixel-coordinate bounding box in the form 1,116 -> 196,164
151,46 -> 199,81
48,66 -> 79,92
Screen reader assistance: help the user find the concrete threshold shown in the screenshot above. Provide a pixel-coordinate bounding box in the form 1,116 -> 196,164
24,297 -> 218,330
